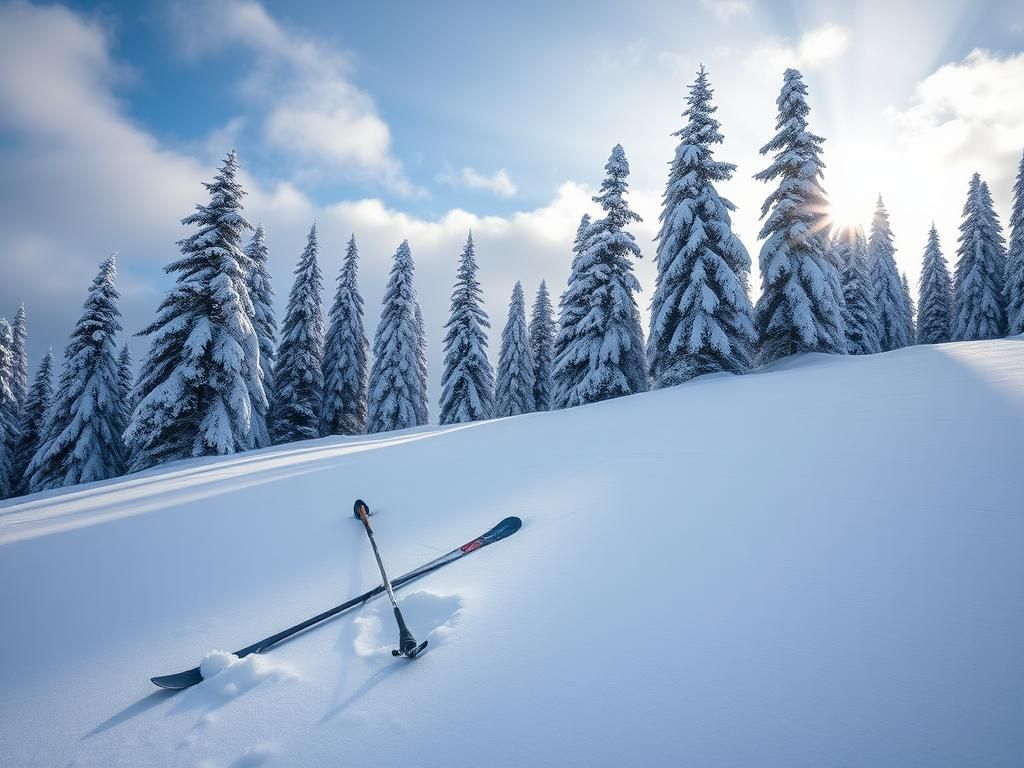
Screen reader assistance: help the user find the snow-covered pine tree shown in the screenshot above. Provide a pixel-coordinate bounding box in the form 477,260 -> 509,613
11,349 -> 53,495
901,272 -> 917,344
439,233 -> 494,424
244,224 -> 276,447
117,343 -> 134,427
495,282 -> 536,417
552,215 -> 591,409
953,174 -> 1007,340
836,226 -> 881,354
126,150 -> 266,471
528,280 -> 555,411
367,241 -> 422,433
648,66 -> 755,387
11,305 -> 28,417
867,197 -> 910,351
752,69 -> 846,363
552,146 -> 648,408
322,234 -> 369,435
0,320 -> 15,498
1005,151 -> 1024,335
414,302 -> 429,425
270,224 -> 325,444
27,255 -> 125,491
916,226 -> 953,344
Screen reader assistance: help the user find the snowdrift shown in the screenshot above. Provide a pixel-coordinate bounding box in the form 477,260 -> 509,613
2,339 -> 1022,767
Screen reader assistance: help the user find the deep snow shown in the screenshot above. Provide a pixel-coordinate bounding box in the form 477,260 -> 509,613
1,339 -> 1022,767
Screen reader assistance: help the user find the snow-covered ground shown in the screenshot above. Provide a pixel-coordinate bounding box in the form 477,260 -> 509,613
2,339 -> 1022,768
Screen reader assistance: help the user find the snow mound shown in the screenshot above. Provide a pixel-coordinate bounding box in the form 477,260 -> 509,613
198,650 -> 294,699
353,591 -> 463,657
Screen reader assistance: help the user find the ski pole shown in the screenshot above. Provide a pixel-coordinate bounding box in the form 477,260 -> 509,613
353,499 -> 426,659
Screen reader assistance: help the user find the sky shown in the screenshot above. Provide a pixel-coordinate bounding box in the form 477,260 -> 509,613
1,0 -> 1022,410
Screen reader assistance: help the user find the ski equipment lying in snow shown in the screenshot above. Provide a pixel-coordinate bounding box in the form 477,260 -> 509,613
354,499 -> 426,659
151,514 -> 522,690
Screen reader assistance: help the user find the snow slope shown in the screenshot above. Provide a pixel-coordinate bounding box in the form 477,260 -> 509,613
2,339 -> 1022,768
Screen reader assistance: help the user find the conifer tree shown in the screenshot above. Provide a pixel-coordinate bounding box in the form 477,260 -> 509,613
917,225 -> 953,344
367,241 -> 422,433
752,69 -> 846,363
11,305 -> 28,417
553,146 -> 647,408
953,174 -> 1007,340
28,255 -> 125,491
270,224 -> 325,444
117,343 -> 134,426
126,150 -> 266,470
414,302 -> 429,425
648,66 -> 755,386
322,234 -> 369,435
495,282 -> 536,417
868,197 -> 910,351
528,280 -> 555,411
11,349 -> 53,496
836,226 -> 880,354
901,272 -> 917,344
552,215 -> 591,408
0,320 -> 15,498
244,224 -> 276,447
1005,151 -> 1024,335
439,233 -> 494,424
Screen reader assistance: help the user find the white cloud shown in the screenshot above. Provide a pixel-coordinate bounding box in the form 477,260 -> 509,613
169,0 -> 418,196
887,49 -> 1024,163
797,24 -> 851,69
438,167 -> 519,197
739,23 -> 852,76
700,0 -> 752,23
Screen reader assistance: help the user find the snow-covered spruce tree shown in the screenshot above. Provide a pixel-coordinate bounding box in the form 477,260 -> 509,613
117,343 -> 134,427
552,146 -> 648,408
11,305 -> 28,417
126,150 -> 266,471
0,320 -> 15,497
648,67 -> 754,387
322,234 -> 368,435
11,349 -> 53,495
953,174 -> 1007,340
901,272 -> 917,344
28,255 -> 125,491
835,226 -> 880,354
528,280 -> 555,411
552,215 -> 591,409
367,241 -> 422,433
244,224 -> 276,447
438,232 -> 494,424
752,68 -> 846,363
270,224 -> 325,444
495,282 -> 535,417
1005,151 -> 1024,335
917,226 -> 953,344
414,303 -> 429,425
868,197 -> 909,351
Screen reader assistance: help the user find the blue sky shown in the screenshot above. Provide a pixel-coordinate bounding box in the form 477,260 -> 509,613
1,0 -> 1022,404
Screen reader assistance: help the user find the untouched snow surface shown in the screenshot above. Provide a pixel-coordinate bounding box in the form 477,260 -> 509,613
2,339 -> 1023,767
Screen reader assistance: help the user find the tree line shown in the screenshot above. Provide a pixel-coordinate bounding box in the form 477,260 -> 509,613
1,65 -> 1022,500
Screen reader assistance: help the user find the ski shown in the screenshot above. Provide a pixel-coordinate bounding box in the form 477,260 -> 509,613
151,516 -> 522,690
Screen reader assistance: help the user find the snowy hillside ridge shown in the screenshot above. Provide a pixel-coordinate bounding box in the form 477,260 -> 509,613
1,338 -> 1023,768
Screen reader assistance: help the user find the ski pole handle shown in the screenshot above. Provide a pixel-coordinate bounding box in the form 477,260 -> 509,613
354,498 -> 372,533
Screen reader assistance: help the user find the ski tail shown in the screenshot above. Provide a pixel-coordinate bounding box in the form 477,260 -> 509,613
151,516 -> 522,690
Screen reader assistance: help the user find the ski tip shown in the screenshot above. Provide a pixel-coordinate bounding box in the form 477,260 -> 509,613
151,667 -> 204,690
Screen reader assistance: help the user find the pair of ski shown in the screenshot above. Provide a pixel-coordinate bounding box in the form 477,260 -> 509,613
151,504 -> 522,690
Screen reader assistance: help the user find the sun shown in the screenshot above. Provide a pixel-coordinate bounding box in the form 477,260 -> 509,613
823,154 -> 879,234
